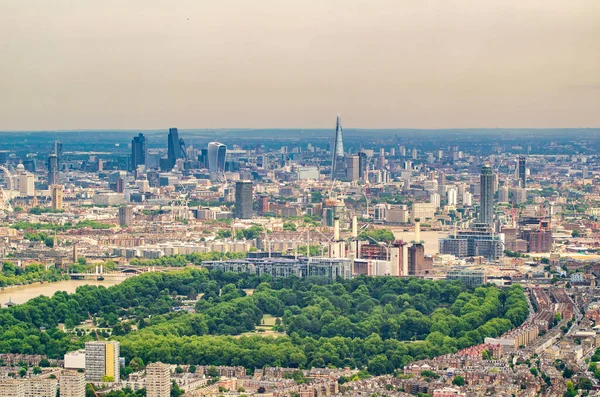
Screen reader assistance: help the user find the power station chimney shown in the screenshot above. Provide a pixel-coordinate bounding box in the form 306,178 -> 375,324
415,218 -> 421,243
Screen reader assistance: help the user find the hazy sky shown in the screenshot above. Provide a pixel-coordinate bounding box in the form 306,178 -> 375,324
1,0 -> 599,130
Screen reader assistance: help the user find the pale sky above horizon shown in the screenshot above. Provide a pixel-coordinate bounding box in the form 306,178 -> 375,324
1,0 -> 599,130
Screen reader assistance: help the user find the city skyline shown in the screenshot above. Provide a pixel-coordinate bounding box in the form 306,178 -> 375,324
1,0 -> 599,130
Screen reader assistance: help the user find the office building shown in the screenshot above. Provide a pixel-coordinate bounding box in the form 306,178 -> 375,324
512,187 -> 527,204
234,180 -> 253,219
331,115 -> 346,180
411,203 -> 436,222
131,133 -> 147,171
209,257 -> 352,280
47,154 -> 59,185
479,164 -> 495,226
119,206 -> 133,227
447,268 -> 487,286
518,156 -> 526,188
146,362 -> 171,397
439,229 -> 504,260
51,184 -> 64,211
358,151 -> 368,180
22,158 -> 36,173
207,142 -> 227,177
346,155 -> 359,181
60,371 -> 85,397
85,341 -> 120,382
167,128 -> 186,170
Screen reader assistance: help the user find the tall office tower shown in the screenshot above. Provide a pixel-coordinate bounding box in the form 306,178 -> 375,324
207,142 -> 227,176
118,206 -> 132,227
146,362 -> 171,397
234,180 -> 253,219
60,371 -> 85,397
51,184 -> 64,211
331,115 -> 346,180
47,153 -> 59,185
53,140 -> 63,158
22,158 -> 36,173
85,341 -> 120,382
346,155 -> 359,181
358,151 -> 368,179
412,148 -> 418,160
167,128 -> 182,170
518,156 -> 527,188
131,133 -> 147,171
479,164 -> 495,226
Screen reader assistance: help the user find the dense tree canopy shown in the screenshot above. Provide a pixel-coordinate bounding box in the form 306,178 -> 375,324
0,269 -> 529,375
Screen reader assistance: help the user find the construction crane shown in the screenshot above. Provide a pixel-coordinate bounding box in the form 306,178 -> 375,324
88,312 -> 100,342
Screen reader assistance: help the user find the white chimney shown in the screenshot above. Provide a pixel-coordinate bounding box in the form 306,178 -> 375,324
352,216 -> 358,238
334,218 -> 340,241
415,218 -> 421,243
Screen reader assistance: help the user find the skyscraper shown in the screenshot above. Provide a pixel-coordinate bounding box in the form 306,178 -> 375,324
207,142 -> 227,177
518,156 -> 526,188
47,153 -> 59,185
358,151 -> 368,179
479,164 -> 495,226
234,180 -> 253,219
346,155 -> 359,181
131,133 -> 147,171
167,128 -> 185,170
331,115 -> 346,180
146,362 -> 171,397
85,341 -> 120,382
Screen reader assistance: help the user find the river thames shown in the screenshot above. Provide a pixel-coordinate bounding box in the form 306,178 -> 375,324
0,279 -> 122,306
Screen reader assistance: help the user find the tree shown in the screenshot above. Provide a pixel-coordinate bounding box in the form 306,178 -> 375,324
283,222 -> 297,231
577,377 -> 593,390
19,368 -> 27,378
367,354 -> 390,376
33,366 -> 42,375
562,367 -> 574,379
571,230 -> 580,238
189,364 -> 196,373
452,375 -> 465,386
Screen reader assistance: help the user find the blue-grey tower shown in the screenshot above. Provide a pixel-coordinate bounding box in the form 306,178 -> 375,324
331,115 -> 346,180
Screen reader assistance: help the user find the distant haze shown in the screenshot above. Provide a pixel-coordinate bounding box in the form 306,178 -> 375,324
1,0 -> 599,130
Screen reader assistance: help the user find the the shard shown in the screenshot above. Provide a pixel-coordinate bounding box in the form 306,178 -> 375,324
331,115 -> 346,180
